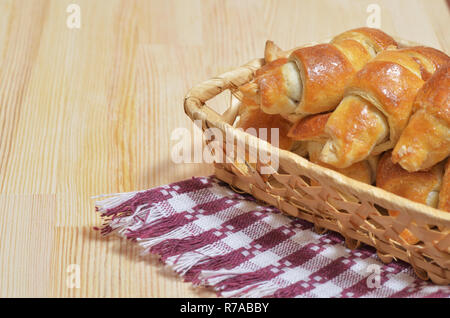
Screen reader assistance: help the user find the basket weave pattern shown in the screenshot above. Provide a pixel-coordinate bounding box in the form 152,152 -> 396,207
184,50 -> 450,284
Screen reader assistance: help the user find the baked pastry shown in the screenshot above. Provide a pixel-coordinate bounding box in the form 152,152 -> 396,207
235,100 -> 294,151
264,40 -> 297,63
239,28 -> 398,119
439,159 -> 450,212
287,112 -> 331,142
235,30 -> 449,210
320,46 -> 450,168
288,113 -> 377,184
307,141 -> 376,184
238,58 -> 288,106
392,64 -> 450,172
376,151 -> 444,244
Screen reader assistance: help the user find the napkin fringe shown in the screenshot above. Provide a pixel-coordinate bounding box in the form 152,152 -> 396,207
95,190 -> 282,297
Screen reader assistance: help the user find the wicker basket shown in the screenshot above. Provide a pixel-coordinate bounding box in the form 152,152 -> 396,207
183,39 -> 450,285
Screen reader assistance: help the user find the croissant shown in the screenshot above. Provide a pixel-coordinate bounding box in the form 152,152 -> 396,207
264,40 -> 298,64
392,64 -> 450,172
238,57 -> 288,106
235,99 -> 294,151
376,152 -> 445,244
307,141 -> 376,185
287,112 -> 331,142
439,159 -> 450,211
321,46 -> 450,168
239,28 -> 397,119
288,113 -> 377,184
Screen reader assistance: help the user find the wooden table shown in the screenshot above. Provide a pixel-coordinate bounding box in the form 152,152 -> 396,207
0,0 -> 448,297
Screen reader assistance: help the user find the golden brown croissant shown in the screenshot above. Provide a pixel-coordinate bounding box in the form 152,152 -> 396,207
238,58 -> 289,106
230,98 -> 294,176
307,141 -> 376,185
321,46 -> 450,168
439,159 -> 450,212
376,151 -> 445,244
392,64 -> 450,172
287,113 -> 377,184
239,28 -> 397,119
287,112 -> 331,142
235,100 -> 294,151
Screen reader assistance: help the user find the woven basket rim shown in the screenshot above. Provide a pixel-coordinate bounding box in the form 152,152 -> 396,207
184,37 -> 450,227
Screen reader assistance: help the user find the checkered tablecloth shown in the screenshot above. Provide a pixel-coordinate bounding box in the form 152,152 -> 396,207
95,176 -> 450,298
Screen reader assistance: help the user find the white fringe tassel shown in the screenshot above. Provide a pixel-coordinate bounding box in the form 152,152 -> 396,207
95,190 -> 280,298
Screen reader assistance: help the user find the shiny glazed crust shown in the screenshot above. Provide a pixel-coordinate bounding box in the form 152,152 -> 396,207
240,28 -> 398,116
287,112 -> 331,141
392,64 -> 450,172
320,47 -> 449,168
376,152 -> 444,243
288,112 -> 375,184
288,44 -> 356,114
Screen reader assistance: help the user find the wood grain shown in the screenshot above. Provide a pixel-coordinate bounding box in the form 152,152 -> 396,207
0,0 -> 448,297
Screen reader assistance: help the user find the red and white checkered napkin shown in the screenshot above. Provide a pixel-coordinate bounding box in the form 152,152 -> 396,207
95,176 -> 450,298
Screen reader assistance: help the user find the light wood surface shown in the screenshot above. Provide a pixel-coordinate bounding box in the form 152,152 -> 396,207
0,0 -> 448,298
